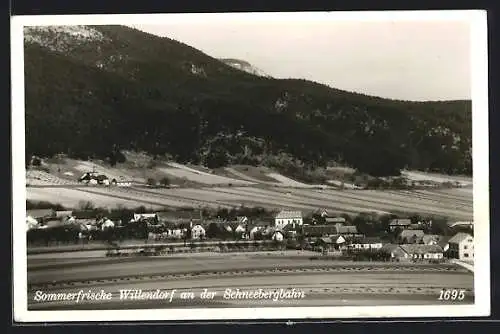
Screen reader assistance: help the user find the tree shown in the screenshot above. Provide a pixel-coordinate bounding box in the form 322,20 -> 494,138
147,178 -> 157,186
159,176 -> 170,187
206,222 -> 220,239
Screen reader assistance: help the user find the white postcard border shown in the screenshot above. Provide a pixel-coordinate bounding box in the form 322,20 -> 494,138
11,10 -> 490,322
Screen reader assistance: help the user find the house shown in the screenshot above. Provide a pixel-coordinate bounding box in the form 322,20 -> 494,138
348,237 -> 384,251
100,219 -> 115,230
303,225 -> 338,237
316,235 -> 347,250
272,230 -> 285,242
381,244 -> 444,262
438,236 -> 452,252
133,213 -> 158,224
389,218 -> 412,231
246,222 -> 268,239
448,232 -> 474,260
274,210 -> 303,229
156,210 -> 202,224
191,224 -> 206,240
283,223 -> 302,238
325,217 -> 346,225
398,229 -> 425,244
111,178 -> 132,187
26,216 -> 39,231
422,234 -> 444,245
55,210 -> 73,219
380,244 -> 410,261
399,244 -> 444,261
335,224 -> 358,235
26,209 -> 55,223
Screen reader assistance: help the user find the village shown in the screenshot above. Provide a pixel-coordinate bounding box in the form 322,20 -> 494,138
26,205 -> 474,264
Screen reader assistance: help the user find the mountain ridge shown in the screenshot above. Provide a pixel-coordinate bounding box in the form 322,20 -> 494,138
23,25 -> 472,177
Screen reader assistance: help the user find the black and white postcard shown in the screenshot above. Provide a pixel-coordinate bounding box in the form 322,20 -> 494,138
11,10 -> 490,322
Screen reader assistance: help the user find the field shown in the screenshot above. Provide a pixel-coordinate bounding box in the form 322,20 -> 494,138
25,159 -> 473,220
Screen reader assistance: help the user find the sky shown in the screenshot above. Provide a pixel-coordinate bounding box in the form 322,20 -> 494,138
129,14 -> 472,101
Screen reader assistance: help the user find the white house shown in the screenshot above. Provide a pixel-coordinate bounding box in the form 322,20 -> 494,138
191,224 -> 206,239
272,230 -> 285,242
348,237 -> 383,250
274,210 -> 303,229
448,232 -> 474,260
101,219 -> 115,230
26,216 -> 39,231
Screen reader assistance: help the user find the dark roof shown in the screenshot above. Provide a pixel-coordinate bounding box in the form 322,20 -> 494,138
26,209 -> 55,219
336,225 -> 358,234
399,229 -> 425,238
400,244 -> 444,254
303,225 -> 338,236
351,237 -> 383,244
325,217 -> 346,224
73,210 -> 97,219
390,219 -> 412,226
448,232 -> 473,244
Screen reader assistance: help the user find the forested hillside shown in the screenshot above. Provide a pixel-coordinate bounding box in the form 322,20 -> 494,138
24,25 -> 472,176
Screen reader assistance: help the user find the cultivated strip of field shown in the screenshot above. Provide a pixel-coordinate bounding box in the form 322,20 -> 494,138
402,170 -> 472,186
211,187 -> 391,214
158,167 -> 254,186
26,187 -> 163,209
223,167 -> 279,185
26,170 -> 79,186
140,187 -> 319,211
266,173 -> 324,188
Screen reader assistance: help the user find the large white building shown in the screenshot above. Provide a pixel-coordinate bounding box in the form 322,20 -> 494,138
274,210 -> 303,229
448,232 -> 474,261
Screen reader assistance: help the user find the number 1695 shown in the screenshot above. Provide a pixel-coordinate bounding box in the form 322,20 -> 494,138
438,289 -> 466,301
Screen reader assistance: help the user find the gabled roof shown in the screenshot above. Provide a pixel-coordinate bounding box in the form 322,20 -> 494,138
422,234 -> 443,244
438,235 -> 452,248
448,232 -> 473,244
390,219 -> 412,226
26,209 -> 55,219
400,244 -> 444,254
275,210 -> 302,219
399,229 -> 425,238
72,210 -> 96,219
351,237 -> 383,244
325,217 -> 346,224
319,237 -> 333,244
337,225 -> 358,234
55,210 -> 73,218
303,225 -> 338,235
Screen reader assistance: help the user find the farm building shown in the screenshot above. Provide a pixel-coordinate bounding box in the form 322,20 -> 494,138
381,244 -> 444,262
398,229 -> 425,244
79,172 -> 110,185
448,232 -> 474,261
389,218 -> 412,231
274,210 -> 303,229
347,237 -> 384,251
26,209 -> 55,223
399,244 -> 444,261
380,244 -> 409,261
110,178 -> 132,187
